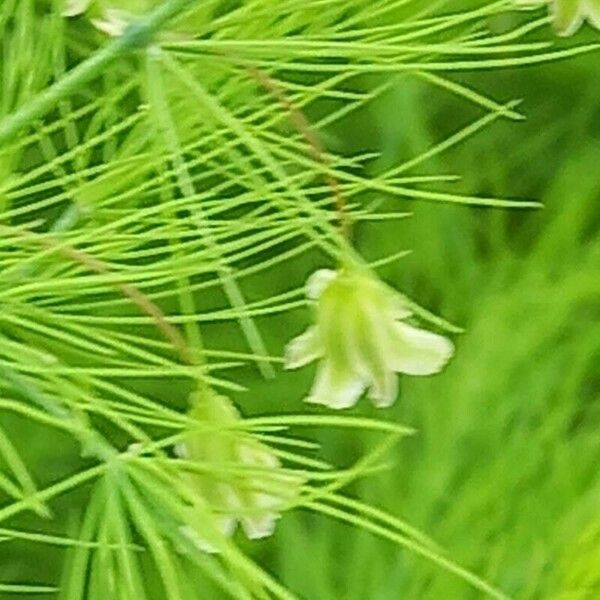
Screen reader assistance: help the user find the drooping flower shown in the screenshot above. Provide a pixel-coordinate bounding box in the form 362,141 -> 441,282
177,391 -> 300,551
514,0 -> 600,36
285,268 -> 454,410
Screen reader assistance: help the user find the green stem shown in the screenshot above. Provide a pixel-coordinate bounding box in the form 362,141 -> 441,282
0,0 -> 196,146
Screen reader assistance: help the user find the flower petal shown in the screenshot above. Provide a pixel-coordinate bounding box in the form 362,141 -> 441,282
305,360 -> 365,409
284,326 -> 322,369
62,0 -> 91,16
306,269 -> 337,300
389,294 -> 413,320
238,442 -> 280,469
390,322 -> 454,375
179,517 -> 236,554
241,513 -> 279,540
552,0 -> 585,35
587,0 -> 600,27
367,369 -> 398,408
91,10 -> 131,37
351,297 -> 399,407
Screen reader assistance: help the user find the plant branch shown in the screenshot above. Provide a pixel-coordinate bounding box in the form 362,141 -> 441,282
0,0 -> 197,145
0,224 -> 193,365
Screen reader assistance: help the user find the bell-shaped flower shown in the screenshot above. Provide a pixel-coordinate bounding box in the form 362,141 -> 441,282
177,391 -> 300,550
285,268 -> 454,409
514,0 -> 600,36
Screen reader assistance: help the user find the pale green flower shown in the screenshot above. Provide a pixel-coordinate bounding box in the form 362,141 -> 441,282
177,392 -> 299,550
285,269 -> 454,410
514,0 -> 600,35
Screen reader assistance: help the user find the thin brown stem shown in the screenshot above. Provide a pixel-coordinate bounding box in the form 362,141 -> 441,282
246,66 -> 351,241
1,224 -> 194,365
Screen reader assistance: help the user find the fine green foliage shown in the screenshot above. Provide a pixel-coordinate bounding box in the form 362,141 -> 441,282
0,1 -> 597,598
